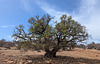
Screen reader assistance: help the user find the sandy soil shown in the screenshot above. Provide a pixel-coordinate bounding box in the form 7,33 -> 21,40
0,48 -> 100,64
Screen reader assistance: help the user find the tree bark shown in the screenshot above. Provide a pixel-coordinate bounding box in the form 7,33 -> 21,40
44,51 -> 56,58
44,46 -> 60,58
44,50 -> 57,58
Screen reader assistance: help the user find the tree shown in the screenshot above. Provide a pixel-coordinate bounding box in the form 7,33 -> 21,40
12,14 -> 89,58
87,42 -> 95,49
77,44 -> 86,49
0,39 -> 6,47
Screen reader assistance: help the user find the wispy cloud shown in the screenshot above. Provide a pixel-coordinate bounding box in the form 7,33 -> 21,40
76,0 -> 100,41
20,0 -> 32,11
37,1 -> 67,18
36,1 -> 71,26
20,0 -> 36,14
36,0 -> 100,43
0,25 -> 15,28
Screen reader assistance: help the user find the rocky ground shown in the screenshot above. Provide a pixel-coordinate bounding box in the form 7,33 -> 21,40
0,48 -> 100,64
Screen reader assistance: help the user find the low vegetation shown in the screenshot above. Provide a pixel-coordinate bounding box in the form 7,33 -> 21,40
0,39 -> 15,49
87,42 -> 100,50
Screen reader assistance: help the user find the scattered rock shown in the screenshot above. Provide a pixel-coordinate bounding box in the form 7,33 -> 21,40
45,60 -> 51,64
27,60 -> 32,63
3,60 -> 8,62
8,60 -> 14,63
96,55 -> 98,57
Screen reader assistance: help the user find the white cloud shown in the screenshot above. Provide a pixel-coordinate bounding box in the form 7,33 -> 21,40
75,0 -> 100,42
20,0 -> 33,14
1,25 -> 15,28
36,0 -> 100,43
20,0 -> 39,14
36,1 -> 72,26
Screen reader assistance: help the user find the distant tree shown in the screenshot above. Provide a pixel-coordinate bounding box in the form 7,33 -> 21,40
12,14 -> 89,58
66,42 -> 76,50
87,42 -> 95,49
0,39 -> 16,49
0,41 -> 4,47
0,39 -> 6,47
77,44 -> 86,49
0,39 -> 6,42
3,43 -> 11,49
94,44 -> 100,50
86,42 -> 100,50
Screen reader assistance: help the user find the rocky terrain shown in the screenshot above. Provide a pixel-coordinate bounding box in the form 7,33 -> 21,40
0,48 -> 100,64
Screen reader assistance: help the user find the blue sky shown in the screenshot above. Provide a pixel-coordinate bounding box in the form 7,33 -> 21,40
0,0 -> 100,44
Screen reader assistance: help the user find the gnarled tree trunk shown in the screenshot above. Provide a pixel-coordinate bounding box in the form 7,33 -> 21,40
44,46 -> 60,58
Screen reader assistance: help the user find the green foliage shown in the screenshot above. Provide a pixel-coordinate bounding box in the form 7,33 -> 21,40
54,15 -> 89,44
12,14 -> 89,52
28,15 -> 53,39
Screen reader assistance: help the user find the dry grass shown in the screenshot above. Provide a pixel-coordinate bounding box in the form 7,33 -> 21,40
0,48 -> 100,64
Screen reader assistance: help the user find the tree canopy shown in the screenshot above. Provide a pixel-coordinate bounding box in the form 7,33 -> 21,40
12,14 -> 89,58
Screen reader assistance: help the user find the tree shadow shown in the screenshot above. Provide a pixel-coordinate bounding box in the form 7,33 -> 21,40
22,55 -> 100,64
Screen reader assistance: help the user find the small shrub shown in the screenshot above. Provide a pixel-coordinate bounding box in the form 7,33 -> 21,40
95,44 -> 100,50
87,42 -> 95,49
77,44 -> 86,49
5,46 -> 10,49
